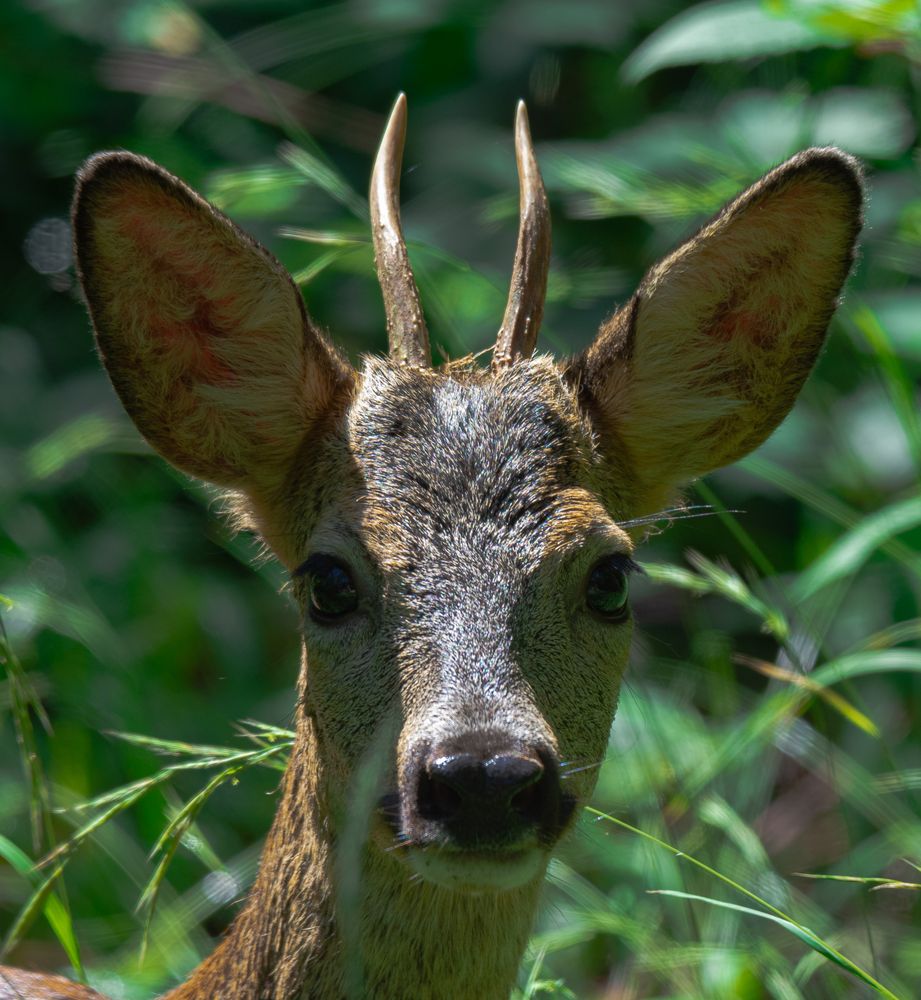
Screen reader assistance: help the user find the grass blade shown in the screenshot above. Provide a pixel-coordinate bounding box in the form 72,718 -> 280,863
650,889 -> 901,993
586,807 -> 901,998
735,655 -> 880,737
792,494 -> 921,601
0,838 -> 81,975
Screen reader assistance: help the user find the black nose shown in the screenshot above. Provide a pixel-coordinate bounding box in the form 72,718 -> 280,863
425,752 -> 543,817
411,738 -> 565,848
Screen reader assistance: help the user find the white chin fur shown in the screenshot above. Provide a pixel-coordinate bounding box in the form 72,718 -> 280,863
407,845 -> 547,892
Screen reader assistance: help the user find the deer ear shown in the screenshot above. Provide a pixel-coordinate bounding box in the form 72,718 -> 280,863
73,152 -> 351,492
571,148 -> 863,517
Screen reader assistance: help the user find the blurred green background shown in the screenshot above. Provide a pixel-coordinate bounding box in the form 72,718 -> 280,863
1,0 -> 920,997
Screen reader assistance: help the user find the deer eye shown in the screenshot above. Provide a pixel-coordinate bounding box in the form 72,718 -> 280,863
585,555 -> 635,622
298,554 -> 359,623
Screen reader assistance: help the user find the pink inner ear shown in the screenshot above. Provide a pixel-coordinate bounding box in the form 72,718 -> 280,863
709,290 -> 788,349
113,188 -> 176,252
712,307 -> 783,350
111,190 -> 238,383
712,308 -> 754,343
147,297 -> 238,385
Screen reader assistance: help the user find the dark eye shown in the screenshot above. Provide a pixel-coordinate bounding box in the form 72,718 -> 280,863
296,554 -> 359,624
585,555 -> 633,622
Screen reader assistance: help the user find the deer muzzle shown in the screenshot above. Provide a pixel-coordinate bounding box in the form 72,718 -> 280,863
393,730 -> 574,891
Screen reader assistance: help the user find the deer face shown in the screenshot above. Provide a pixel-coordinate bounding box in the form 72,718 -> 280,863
72,98 -> 861,896
291,358 -> 633,889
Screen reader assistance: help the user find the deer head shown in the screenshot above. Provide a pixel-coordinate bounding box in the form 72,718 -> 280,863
66,94 -> 862,993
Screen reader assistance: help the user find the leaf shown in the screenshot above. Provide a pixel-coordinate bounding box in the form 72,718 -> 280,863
810,650 -> 921,689
849,618 -> 921,652
0,837 -> 82,975
622,1 -> 835,83
206,165 -> 305,216
851,306 -> 921,473
135,742 -> 287,954
0,864 -> 69,967
25,413 -> 121,480
4,582 -> 125,669
771,0 -> 921,45
740,455 -> 921,579
642,561 -> 713,595
279,141 -> 366,219
697,794 -> 773,868
876,769 -> 921,793
290,245 -> 365,286
791,495 -> 921,601
645,552 -> 790,640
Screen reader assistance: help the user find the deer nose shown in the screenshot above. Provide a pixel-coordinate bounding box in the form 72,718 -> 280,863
412,742 -> 564,847
426,752 -> 543,817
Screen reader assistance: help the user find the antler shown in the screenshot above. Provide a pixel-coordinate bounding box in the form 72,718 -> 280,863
492,102 -> 551,369
370,94 -> 431,367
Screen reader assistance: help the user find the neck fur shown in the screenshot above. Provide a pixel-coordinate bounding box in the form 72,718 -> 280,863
165,711 -> 542,1000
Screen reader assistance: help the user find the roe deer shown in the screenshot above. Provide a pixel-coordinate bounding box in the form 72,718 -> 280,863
1,95 -> 862,1000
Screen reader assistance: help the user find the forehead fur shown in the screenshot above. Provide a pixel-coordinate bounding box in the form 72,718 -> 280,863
346,356 -> 616,569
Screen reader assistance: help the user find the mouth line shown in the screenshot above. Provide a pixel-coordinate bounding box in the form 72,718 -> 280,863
375,791 -> 580,843
407,842 -> 534,860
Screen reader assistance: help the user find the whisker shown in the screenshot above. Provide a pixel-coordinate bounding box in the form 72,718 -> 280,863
560,757 -> 608,781
559,757 -> 601,771
620,505 -> 743,529
560,760 -> 606,778
385,840 -> 413,853
620,504 -> 713,526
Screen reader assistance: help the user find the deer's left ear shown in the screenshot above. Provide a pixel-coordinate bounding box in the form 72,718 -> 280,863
569,148 -> 864,517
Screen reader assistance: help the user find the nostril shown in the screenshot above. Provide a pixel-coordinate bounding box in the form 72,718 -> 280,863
418,765 -> 465,821
509,779 -> 541,820
430,775 -> 463,819
484,754 -> 543,804
421,752 -> 544,812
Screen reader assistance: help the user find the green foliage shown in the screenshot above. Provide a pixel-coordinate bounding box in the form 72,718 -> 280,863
1,0 -> 920,997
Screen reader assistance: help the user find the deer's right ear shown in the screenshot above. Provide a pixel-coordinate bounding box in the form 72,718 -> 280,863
73,152 -> 351,493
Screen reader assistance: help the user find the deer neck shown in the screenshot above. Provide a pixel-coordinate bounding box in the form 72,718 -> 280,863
164,707 -> 336,1000
165,708 -> 542,1000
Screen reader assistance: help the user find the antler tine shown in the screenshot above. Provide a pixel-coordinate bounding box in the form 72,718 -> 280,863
370,93 -> 431,367
492,101 -> 551,369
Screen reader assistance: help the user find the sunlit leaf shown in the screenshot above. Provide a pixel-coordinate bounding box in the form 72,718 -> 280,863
622,1 -> 835,83
206,165 -> 305,215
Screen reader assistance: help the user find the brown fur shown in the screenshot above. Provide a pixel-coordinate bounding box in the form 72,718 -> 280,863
1,141 -> 861,999
0,969 -> 106,999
